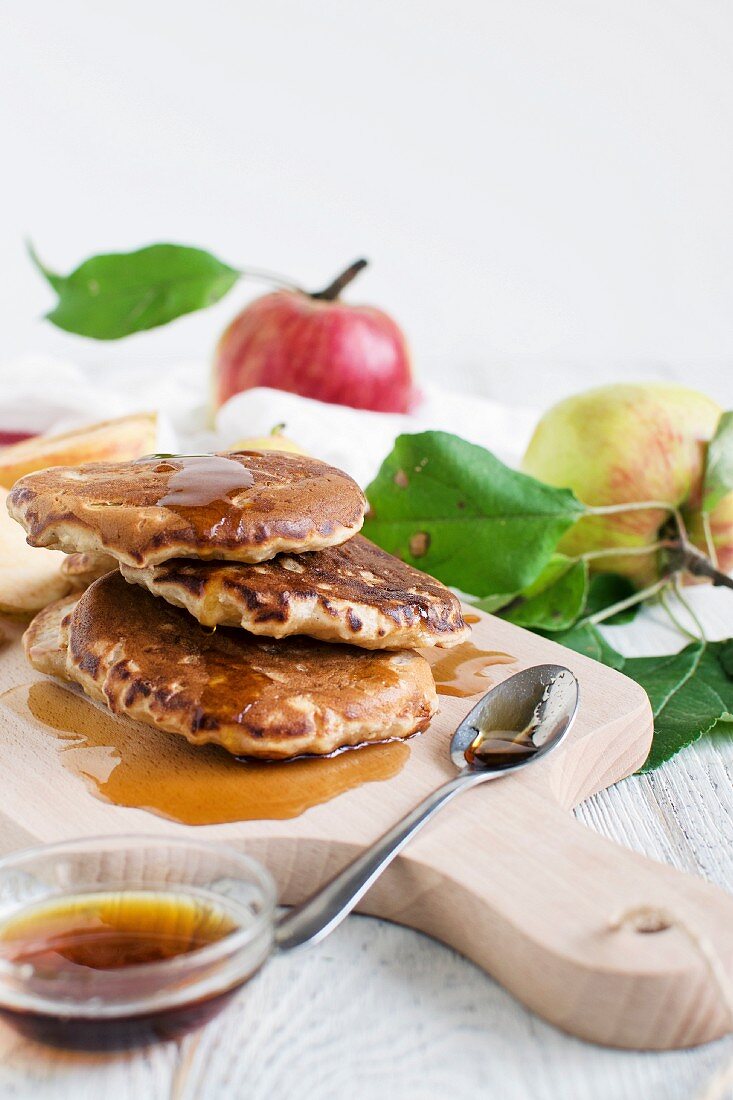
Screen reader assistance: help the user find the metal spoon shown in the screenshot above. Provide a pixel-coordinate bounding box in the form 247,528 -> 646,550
275,663 -> 579,952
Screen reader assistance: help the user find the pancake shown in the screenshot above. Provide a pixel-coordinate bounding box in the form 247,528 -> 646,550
26,572 -> 437,759
7,451 -> 366,568
120,535 -> 470,649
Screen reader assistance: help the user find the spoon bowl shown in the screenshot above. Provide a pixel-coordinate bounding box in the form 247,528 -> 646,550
449,664 -> 579,772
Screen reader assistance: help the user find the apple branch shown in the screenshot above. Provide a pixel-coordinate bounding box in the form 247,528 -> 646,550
669,542 -> 733,591
579,496 -> 733,587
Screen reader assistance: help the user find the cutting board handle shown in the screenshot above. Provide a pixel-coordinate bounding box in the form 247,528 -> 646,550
303,784 -> 733,1050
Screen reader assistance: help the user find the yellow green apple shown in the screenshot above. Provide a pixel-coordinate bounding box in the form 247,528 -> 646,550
226,424 -> 307,455
521,383 -> 731,586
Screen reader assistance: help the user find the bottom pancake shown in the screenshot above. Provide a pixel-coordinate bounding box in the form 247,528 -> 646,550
24,572 -> 438,759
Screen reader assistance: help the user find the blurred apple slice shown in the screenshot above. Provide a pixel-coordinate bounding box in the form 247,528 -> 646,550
0,488 -> 73,616
61,551 -> 117,589
0,412 -> 158,489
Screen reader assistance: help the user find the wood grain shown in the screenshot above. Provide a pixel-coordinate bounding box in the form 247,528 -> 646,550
0,605 -> 732,1054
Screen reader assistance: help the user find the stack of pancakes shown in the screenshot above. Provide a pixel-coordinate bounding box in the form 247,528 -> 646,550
9,452 -> 469,760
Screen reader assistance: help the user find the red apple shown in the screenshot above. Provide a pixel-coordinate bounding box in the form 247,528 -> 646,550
0,430 -> 35,447
212,260 -> 417,414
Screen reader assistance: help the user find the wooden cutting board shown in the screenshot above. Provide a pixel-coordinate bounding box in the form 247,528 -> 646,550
1,606 -> 732,1051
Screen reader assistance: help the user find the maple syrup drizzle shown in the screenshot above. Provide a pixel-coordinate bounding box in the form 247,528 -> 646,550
5,683 -> 410,825
422,641 -> 516,698
463,613 -> 481,624
155,455 -> 254,508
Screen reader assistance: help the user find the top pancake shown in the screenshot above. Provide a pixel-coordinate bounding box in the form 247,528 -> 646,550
7,451 -> 366,568
120,535 -> 470,650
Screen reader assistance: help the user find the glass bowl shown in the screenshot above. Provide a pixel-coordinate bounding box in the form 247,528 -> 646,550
0,835 -> 276,1049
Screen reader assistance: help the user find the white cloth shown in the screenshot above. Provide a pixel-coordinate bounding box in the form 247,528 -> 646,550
0,355 -> 539,480
2,355 -> 731,655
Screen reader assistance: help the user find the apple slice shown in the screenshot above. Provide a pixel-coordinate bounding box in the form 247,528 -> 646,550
0,412 -> 158,490
0,488 -> 73,616
61,551 -> 117,589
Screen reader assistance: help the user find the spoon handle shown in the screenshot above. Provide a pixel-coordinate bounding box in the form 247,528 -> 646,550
274,769 -> 484,952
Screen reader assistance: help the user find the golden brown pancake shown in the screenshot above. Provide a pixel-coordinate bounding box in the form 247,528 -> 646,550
25,572 -> 437,759
120,535 -> 469,650
7,451 -> 366,568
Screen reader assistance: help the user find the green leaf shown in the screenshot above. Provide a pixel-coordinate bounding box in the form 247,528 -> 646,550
29,242 -> 240,339
499,555 -> 588,631
703,411 -> 733,512
542,622 -> 626,670
364,432 -> 586,597
470,592 -> 519,614
585,573 -> 639,625
543,627 -> 733,769
626,642 -> 733,770
718,640 -> 733,678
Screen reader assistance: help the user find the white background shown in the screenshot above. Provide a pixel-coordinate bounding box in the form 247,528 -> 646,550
2,7 -> 733,1099
2,0 -> 733,407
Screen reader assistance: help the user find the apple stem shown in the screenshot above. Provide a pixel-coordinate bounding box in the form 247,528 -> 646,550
576,540 -> 672,564
239,267 -> 305,292
311,259 -> 368,301
660,587 -> 702,642
701,510 -> 719,567
672,576 -> 709,642
581,577 -> 672,627
586,499 -> 688,537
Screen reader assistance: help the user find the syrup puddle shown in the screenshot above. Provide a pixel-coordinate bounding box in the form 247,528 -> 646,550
422,642 -> 516,698
1,682 -> 410,825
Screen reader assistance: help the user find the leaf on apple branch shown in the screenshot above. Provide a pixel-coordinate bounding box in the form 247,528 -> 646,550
29,243 -> 241,340
697,410 -> 733,565
551,628 -> 733,770
538,622 -> 626,670
363,432 -> 586,597
585,573 -> 640,624
364,431 -> 644,629
488,555 -> 589,631
703,411 -> 733,513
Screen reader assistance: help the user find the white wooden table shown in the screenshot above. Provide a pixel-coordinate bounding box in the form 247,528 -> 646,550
0,586 -> 731,1099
